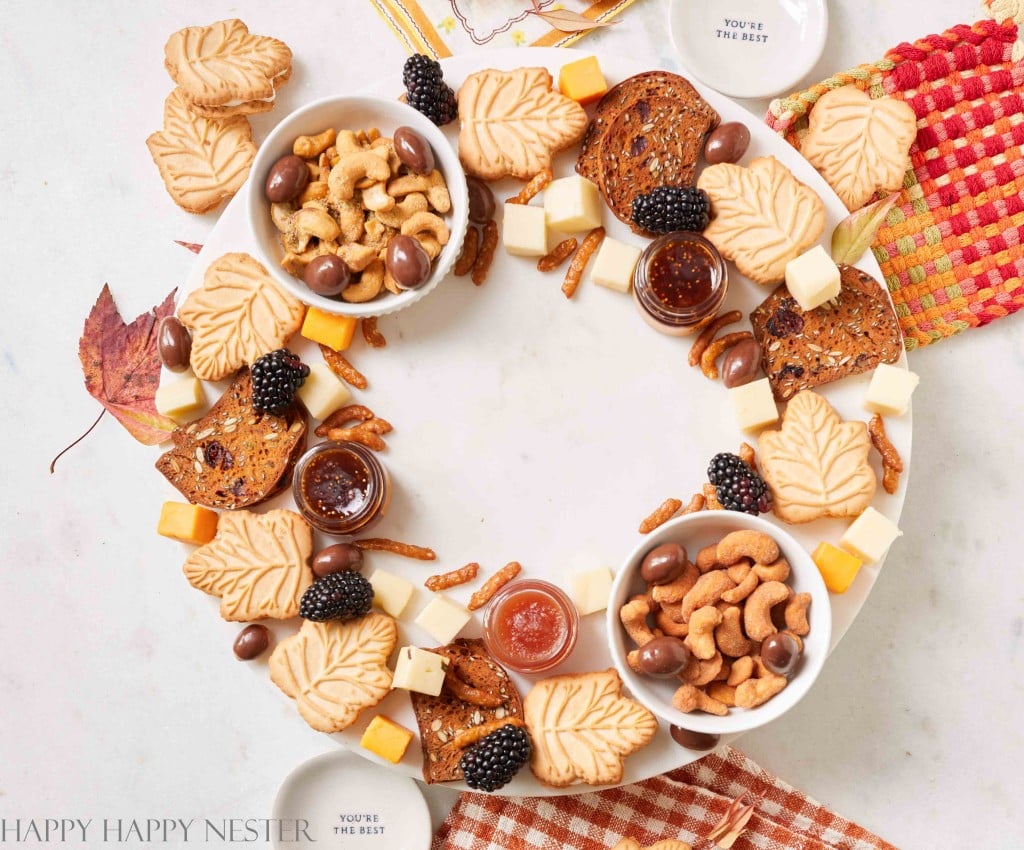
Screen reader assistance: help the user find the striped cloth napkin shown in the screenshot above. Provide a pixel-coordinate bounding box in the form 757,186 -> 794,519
431,747 -> 895,850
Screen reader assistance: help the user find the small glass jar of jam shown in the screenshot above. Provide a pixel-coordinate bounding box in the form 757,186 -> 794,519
632,231 -> 728,336
292,441 -> 391,535
482,579 -> 579,674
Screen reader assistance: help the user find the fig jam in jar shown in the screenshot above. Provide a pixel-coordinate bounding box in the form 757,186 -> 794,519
633,231 -> 728,336
292,441 -> 391,535
483,580 -> 579,674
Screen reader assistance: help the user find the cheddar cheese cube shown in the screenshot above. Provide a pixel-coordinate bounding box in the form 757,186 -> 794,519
558,55 -> 608,105
301,307 -> 357,351
295,362 -> 352,421
157,501 -> 219,545
812,542 -> 862,594
360,715 -> 414,764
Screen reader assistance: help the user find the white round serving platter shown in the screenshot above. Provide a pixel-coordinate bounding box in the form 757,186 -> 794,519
668,0 -> 829,100
172,47 -> 911,797
271,749 -> 431,849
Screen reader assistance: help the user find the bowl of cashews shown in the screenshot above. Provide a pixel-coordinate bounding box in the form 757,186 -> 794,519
607,510 -> 831,736
247,94 -> 469,317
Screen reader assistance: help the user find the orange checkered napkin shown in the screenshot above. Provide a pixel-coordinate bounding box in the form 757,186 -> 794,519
431,747 -> 895,850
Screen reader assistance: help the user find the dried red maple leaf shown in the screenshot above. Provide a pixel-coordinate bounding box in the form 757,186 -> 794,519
53,285 -> 179,470
174,239 -> 204,254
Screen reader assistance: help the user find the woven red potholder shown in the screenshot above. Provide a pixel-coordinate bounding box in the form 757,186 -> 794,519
767,18 -> 1024,350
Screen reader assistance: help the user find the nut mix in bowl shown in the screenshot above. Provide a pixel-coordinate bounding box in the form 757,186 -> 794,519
247,95 -> 469,318
607,511 -> 831,736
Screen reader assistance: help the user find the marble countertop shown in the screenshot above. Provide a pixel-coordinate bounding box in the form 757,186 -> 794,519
2,1 -> 1021,847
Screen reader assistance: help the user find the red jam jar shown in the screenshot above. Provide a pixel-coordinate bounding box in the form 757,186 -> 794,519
632,231 -> 728,336
482,579 -> 579,674
292,441 -> 391,535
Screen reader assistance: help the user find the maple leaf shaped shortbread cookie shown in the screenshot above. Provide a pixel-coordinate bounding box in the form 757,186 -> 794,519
801,86 -> 918,211
758,391 -> 877,524
698,157 -> 826,284
146,89 -> 256,214
183,509 -> 313,621
270,614 -> 397,733
164,19 -> 292,107
524,669 -> 657,787
457,67 -> 588,180
178,252 -> 305,381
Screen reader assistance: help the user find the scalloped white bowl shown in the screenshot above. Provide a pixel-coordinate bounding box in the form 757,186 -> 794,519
247,95 -> 469,318
607,511 -> 832,735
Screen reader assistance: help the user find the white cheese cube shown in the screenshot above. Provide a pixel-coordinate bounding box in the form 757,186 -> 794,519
295,362 -> 352,421
391,646 -> 448,696
591,237 -> 642,293
864,363 -> 919,417
729,378 -> 779,432
369,570 -> 414,619
570,567 -> 614,615
543,175 -> 602,232
414,594 -> 472,645
155,374 -> 205,423
502,203 -> 548,256
784,245 -> 841,311
839,507 -> 902,563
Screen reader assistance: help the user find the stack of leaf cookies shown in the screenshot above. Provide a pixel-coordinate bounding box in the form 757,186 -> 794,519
146,19 -> 292,213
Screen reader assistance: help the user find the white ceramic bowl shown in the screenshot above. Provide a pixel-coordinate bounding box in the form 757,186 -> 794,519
607,511 -> 832,735
247,95 -> 469,318
668,0 -> 828,100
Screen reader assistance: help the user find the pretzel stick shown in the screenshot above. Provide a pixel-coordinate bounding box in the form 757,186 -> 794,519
452,718 -> 524,750
453,226 -> 479,276
702,483 -> 724,510
468,561 -> 522,610
700,331 -> 754,380
738,441 -> 758,473
472,220 -> 498,286
869,414 -> 903,494
562,226 -> 605,298
326,426 -> 387,451
537,238 -> 578,272
318,344 -> 368,389
443,669 -> 503,708
688,310 -> 742,366
353,538 -> 436,560
506,168 -> 552,205
316,404 -> 375,436
680,493 -> 706,515
361,316 -> 386,348
638,498 -> 683,533
425,562 -> 480,591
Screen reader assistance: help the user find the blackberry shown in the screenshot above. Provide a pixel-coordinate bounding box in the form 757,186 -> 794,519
402,54 -> 457,125
402,54 -> 443,92
299,571 -> 374,622
250,349 -> 309,414
459,724 -> 531,793
707,452 -> 772,515
631,186 -> 710,234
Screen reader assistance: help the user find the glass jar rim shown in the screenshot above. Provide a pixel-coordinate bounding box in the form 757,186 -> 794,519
482,579 -> 580,674
292,440 -> 389,535
633,231 -> 728,324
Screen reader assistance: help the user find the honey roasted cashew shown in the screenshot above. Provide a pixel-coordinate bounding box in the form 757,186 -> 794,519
716,530 -> 780,567
784,592 -> 812,637
672,683 -> 729,716
294,127 -> 336,159
735,658 -> 788,708
270,202 -> 295,233
334,130 -> 362,156
401,211 -> 450,245
298,181 -> 329,205
290,206 -> 341,242
683,606 -> 722,660
361,182 -> 395,212
654,605 -> 689,638
743,580 -> 792,641
387,170 -> 451,212
340,259 -> 384,303
721,568 -> 759,604
695,544 -> 720,573
726,654 -> 755,686
706,682 -> 737,707
328,151 -> 391,200
619,596 -> 656,647
715,605 -> 753,658
754,557 -> 791,583
337,243 -> 378,272
679,571 -> 736,622
651,560 -> 700,605
373,192 -> 428,229
678,650 -> 722,686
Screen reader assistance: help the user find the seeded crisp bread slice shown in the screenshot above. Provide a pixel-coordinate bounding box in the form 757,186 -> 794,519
750,264 -> 902,401
409,639 -> 524,784
156,368 -> 307,509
